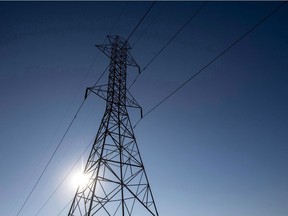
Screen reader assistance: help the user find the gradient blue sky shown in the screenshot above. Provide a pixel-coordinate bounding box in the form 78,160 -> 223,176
0,1 -> 288,216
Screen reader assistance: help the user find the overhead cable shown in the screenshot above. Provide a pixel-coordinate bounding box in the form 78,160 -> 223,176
129,1 -> 207,89
133,1 -> 287,129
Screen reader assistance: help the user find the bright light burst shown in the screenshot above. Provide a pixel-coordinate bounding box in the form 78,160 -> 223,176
71,171 -> 90,189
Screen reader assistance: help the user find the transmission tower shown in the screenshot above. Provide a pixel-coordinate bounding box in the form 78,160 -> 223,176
68,35 -> 159,216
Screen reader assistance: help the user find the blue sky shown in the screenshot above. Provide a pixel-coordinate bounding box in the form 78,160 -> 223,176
0,1 -> 287,216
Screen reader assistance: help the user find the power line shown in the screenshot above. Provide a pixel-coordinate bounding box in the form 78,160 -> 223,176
15,99 -> 86,216
129,1 -> 207,89
133,0 -> 287,129
34,1 -> 286,214
37,1 -> 287,214
56,199 -> 73,216
126,1 -> 156,42
34,137 -> 95,216
130,2 -> 162,49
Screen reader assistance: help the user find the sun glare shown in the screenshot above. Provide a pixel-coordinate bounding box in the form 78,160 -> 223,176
71,171 -> 90,189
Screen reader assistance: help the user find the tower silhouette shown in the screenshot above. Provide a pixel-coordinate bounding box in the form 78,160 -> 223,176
68,35 -> 159,216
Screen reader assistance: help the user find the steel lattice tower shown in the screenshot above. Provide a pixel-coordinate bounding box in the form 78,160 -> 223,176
68,35 -> 159,216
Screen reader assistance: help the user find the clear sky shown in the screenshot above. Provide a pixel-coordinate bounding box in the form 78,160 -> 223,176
0,1 -> 288,216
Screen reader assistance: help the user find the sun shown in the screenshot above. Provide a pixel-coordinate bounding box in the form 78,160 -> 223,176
71,171 -> 90,189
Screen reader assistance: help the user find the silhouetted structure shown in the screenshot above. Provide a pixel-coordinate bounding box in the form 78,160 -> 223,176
68,35 -> 159,216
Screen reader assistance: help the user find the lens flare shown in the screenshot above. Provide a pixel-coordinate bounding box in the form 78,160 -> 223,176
71,171 -> 89,189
